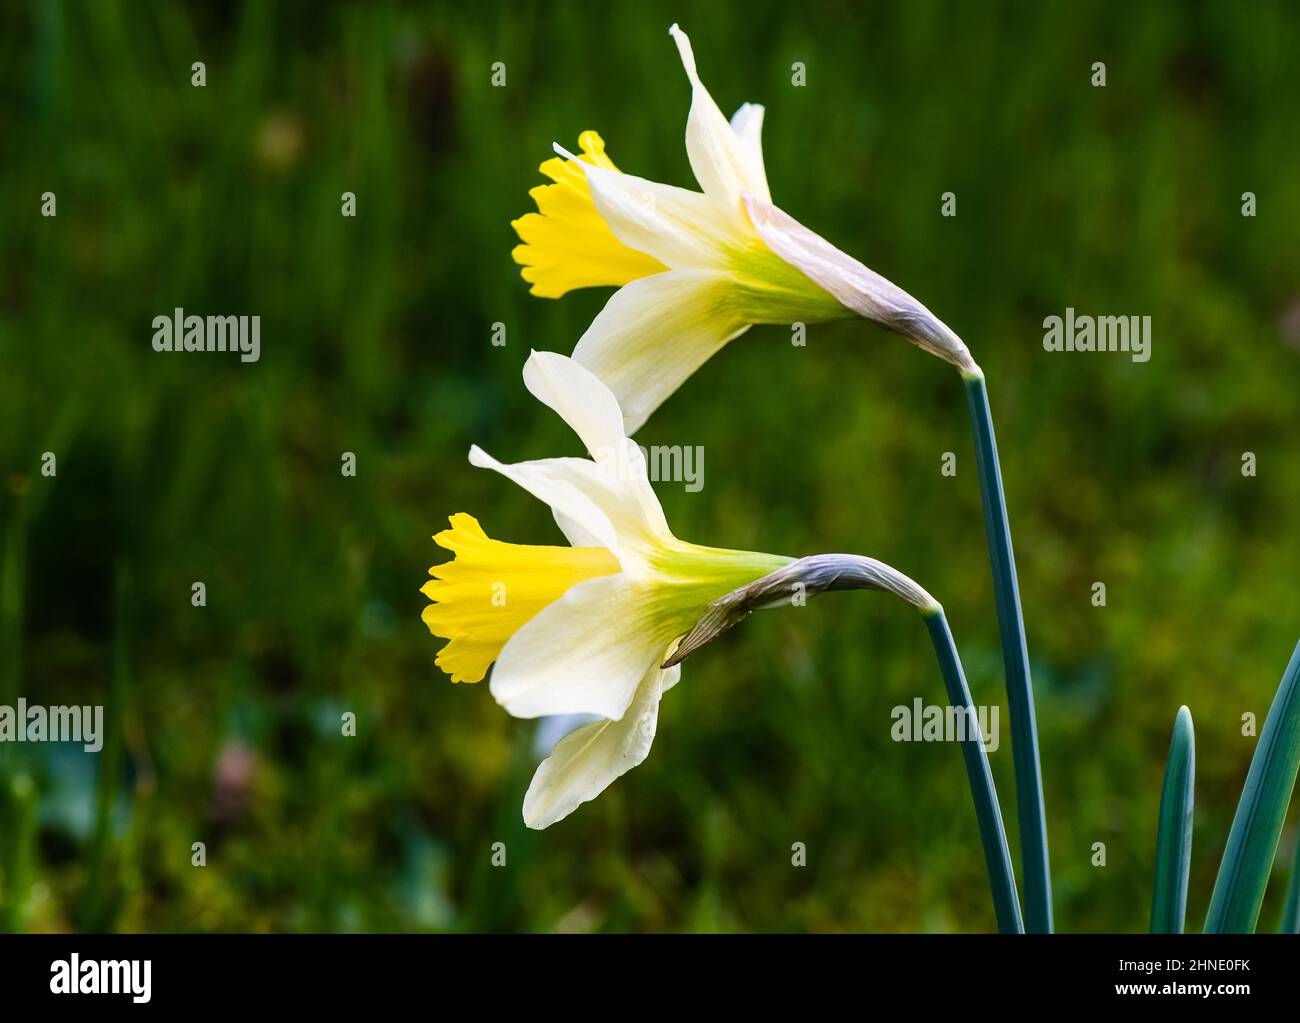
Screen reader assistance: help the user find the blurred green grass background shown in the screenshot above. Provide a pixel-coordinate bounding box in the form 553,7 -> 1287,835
1,0 -> 1298,933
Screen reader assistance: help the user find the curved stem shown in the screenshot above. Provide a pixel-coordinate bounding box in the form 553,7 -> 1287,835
670,553 -> 1024,931
925,608 -> 1024,933
964,369 -> 1052,933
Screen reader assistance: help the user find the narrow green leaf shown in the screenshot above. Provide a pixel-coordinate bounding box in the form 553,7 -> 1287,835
1204,640 -> 1300,933
1150,706 -> 1194,933
1278,830 -> 1300,933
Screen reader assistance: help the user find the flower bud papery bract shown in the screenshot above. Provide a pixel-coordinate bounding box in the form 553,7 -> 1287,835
742,196 -> 978,376
665,553 -> 941,668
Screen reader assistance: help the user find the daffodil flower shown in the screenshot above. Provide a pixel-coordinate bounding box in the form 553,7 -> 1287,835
418,354 -> 1023,927
511,23 -> 976,434
421,350 -> 790,828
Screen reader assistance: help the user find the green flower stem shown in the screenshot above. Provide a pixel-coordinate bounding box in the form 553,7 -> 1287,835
1151,706 -> 1195,933
963,368 -> 1052,933
924,608 -> 1024,933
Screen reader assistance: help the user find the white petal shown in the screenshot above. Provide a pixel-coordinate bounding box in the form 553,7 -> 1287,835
468,445 -> 622,555
531,712 -> 601,760
552,508 -> 604,548
476,353 -> 675,553
522,351 -> 663,527
523,662 -> 673,828
572,270 -> 750,435
742,195 -> 976,372
729,102 -> 767,183
554,453 -> 674,556
490,574 -> 676,720
669,24 -> 770,205
577,159 -> 735,270
523,350 -> 626,462
475,442 -> 671,563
